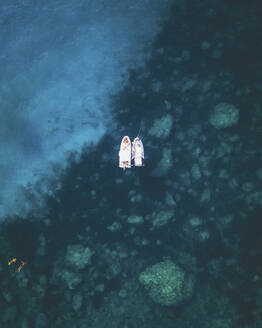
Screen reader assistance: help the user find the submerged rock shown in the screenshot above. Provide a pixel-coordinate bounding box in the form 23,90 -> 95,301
151,210 -> 174,229
151,148 -> 173,177
148,114 -> 173,138
59,269 -> 82,290
139,260 -> 195,306
65,244 -> 92,270
128,215 -> 144,225
209,103 -> 239,129
72,293 -> 83,312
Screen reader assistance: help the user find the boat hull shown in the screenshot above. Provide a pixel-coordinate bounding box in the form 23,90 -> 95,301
119,136 -> 132,169
132,137 -> 144,167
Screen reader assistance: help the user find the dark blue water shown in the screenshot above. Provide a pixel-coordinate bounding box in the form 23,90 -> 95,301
1,0 -> 262,327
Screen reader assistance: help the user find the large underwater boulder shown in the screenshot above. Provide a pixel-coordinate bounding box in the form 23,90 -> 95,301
139,260 -> 195,306
209,103 -> 239,129
65,244 -> 92,270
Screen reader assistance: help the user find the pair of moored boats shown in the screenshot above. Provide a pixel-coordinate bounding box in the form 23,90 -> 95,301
119,136 -> 144,170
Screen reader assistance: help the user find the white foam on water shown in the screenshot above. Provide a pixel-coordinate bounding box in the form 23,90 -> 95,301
0,0 -> 172,219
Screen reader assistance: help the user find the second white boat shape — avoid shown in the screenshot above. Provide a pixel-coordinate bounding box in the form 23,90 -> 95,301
132,137 -> 144,167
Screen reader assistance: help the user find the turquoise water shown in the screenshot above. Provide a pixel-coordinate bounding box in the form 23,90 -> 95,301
1,0 -> 261,327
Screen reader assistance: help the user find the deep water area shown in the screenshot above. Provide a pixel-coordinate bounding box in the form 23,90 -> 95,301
0,0 -> 262,327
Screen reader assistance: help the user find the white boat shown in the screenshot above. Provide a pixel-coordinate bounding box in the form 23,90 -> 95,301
119,136 -> 132,170
132,137 -> 144,167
